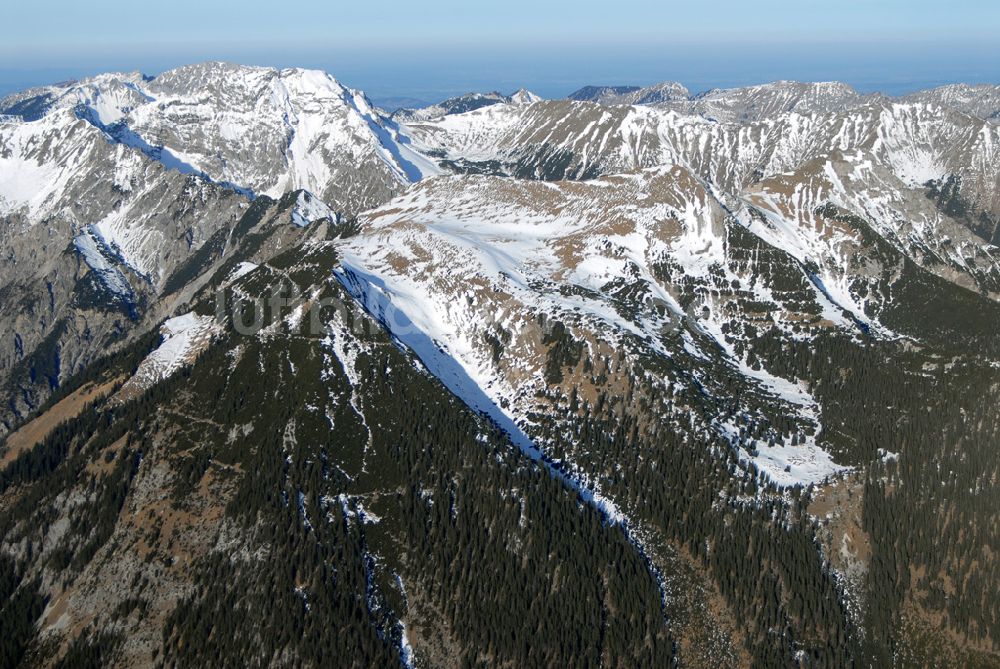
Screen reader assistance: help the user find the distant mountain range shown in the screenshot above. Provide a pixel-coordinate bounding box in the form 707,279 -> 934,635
390,88 -> 543,121
382,78 -> 1000,124
1,62 -> 1000,668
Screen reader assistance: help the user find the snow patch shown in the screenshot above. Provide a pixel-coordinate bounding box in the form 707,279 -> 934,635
0,155 -> 67,216
121,313 -> 221,393
73,231 -> 133,297
228,261 -> 259,282
291,191 -> 337,227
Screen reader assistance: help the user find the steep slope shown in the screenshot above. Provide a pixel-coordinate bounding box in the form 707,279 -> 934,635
0,213 -> 711,668
0,105 -> 249,432
335,169 -> 1000,665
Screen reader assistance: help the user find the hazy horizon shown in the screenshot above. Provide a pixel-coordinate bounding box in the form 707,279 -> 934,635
2,41 -> 998,109
2,0 -> 998,106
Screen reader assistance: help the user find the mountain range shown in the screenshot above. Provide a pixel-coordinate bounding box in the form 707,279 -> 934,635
1,62 -> 999,667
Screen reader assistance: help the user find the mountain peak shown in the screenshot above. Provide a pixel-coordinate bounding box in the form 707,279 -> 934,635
509,88 -> 543,104
390,89 -> 535,122
567,82 -> 689,105
567,85 -> 642,103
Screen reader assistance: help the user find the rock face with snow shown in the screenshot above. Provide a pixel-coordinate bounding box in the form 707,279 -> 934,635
405,98 -> 1000,280
331,149 -> 998,488
0,61 -> 446,429
0,72 -> 152,123
0,103 -> 247,427
336,169 -> 854,486
564,79 -> 1000,124
123,62 -> 442,210
2,62 -> 442,212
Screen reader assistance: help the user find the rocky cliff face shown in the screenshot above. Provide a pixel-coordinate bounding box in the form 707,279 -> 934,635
0,61 -> 449,432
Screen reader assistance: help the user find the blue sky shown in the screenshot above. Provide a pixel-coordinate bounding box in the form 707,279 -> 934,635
1,0 -> 998,103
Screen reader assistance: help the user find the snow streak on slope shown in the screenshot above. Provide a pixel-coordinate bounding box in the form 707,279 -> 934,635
118,313 -> 221,397
228,262 -> 259,283
73,231 -> 134,297
331,259 -> 636,529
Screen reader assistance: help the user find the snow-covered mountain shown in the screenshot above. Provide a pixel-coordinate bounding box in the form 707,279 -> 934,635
0,72 -> 152,123
124,62 -> 442,209
568,82 -> 691,106
408,94 -> 999,195
0,99 -> 249,421
404,98 -> 1000,289
903,83 -> 1000,123
3,62 -> 1000,667
565,79 -> 1000,124
0,61 -> 449,426
336,169 -> 854,486
391,88 -> 542,122
4,60 -> 999,446
1,62 -> 442,212
568,80 -> 870,119
669,81 -> 876,122
509,88 -> 543,105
